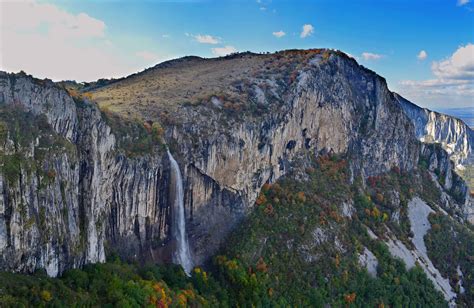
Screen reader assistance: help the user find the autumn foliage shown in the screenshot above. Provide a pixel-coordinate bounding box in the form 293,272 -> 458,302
344,292 -> 357,304
255,193 -> 267,206
256,258 -> 268,273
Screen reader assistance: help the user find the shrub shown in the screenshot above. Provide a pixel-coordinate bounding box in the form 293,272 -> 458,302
40,290 -> 52,302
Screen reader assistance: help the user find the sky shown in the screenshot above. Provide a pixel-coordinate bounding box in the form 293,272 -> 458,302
0,0 -> 473,110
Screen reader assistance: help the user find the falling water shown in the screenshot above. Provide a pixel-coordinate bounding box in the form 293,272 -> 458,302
167,149 -> 193,275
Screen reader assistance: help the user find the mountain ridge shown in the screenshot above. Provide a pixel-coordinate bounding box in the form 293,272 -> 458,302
0,48 -> 472,305
396,93 -> 474,167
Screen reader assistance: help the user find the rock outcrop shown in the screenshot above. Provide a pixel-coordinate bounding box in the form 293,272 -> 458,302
397,94 -> 474,169
0,50 -> 469,277
397,93 -> 473,222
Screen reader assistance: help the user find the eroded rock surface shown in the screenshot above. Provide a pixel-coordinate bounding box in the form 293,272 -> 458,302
0,50 -> 471,277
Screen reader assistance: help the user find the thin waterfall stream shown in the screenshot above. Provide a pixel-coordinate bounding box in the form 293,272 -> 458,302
167,150 -> 193,276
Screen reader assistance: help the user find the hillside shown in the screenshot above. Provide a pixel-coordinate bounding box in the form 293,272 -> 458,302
0,49 -> 473,306
88,50 -> 340,120
1,152 -> 472,306
397,94 -> 474,220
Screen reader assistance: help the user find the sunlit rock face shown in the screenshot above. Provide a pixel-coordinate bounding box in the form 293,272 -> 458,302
0,51 -> 469,276
0,72 -> 172,276
396,94 -> 474,170
396,94 -> 474,223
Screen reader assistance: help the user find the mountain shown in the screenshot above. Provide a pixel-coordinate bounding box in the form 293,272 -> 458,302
397,94 -> 474,224
396,94 -> 474,170
0,49 -> 472,306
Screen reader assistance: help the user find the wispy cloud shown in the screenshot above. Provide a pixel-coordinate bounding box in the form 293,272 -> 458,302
457,0 -> 470,6
417,50 -> 428,60
300,24 -> 314,38
361,52 -> 383,60
193,34 -> 220,44
212,45 -> 237,56
272,30 -> 286,38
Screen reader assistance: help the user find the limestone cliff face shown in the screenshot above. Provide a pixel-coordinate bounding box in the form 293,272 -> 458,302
397,94 -> 474,169
0,72 -> 172,276
0,51 -> 467,276
173,53 -> 419,263
396,94 -> 473,223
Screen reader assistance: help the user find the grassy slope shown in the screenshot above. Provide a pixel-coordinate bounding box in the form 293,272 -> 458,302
86,49 -> 337,122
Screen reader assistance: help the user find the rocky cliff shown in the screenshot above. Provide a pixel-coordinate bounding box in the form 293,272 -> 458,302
396,94 -> 474,169
0,73 -> 172,276
396,93 -> 473,223
0,49 -> 470,277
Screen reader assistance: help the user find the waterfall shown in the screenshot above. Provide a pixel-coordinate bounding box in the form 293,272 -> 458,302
167,149 -> 193,275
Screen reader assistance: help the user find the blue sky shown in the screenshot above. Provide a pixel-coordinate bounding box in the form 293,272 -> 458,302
1,0 -> 473,109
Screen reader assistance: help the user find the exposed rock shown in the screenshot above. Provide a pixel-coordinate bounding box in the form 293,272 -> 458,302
341,201 -> 355,218
421,143 -> 473,223
384,198 -> 457,305
358,247 -> 378,278
397,93 -> 474,170
407,197 -> 456,305
170,52 -> 420,263
0,73 -> 173,275
0,50 -> 470,278
457,265 -> 465,295
312,227 -> 329,245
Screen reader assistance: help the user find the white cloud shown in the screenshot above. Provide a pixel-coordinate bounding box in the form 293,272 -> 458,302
162,34 -> 170,38
417,50 -> 428,60
398,79 -> 473,108
272,30 -> 286,38
457,0 -> 470,6
432,43 -> 474,80
193,34 -> 220,44
212,46 -> 237,57
361,52 -> 383,60
0,0 -> 141,81
399,43 -> 474,108
300,24 -> 314,38
1,0 -> 106,39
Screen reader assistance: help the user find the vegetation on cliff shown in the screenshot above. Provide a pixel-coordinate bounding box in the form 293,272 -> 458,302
216,154 -> 447,306
0,154 -> 456,307
0,104 -> 76,187
425,213 -> 474,305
